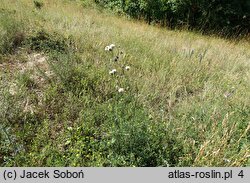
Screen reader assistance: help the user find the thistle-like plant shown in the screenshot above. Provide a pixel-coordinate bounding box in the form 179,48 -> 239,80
104,43 -> 131,93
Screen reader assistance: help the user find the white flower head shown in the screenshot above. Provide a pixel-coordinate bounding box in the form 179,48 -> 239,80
116,86 -> 124,93
105,44 -> 115,51
105,46 -> 110,51
109,44 -> 115,49
109,69 -> 117,75
125,66 -> 130,71
118,88 -> 125,93
105,46 -> 113,51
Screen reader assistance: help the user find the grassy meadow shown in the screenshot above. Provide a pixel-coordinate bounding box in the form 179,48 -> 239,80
0,0 -> 249,167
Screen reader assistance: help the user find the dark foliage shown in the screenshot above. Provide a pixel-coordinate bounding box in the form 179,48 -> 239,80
94,0 -> 250,36
33,0 -> 44,9
26,30 -> 70,53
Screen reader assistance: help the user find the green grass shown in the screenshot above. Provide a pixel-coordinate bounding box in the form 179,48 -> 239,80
0,0 -> 249,167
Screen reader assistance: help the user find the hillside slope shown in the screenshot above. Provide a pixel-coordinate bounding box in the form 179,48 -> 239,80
0,0 -> 249,166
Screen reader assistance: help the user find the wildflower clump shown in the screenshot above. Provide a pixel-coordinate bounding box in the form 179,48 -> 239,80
104,43 -> 131,93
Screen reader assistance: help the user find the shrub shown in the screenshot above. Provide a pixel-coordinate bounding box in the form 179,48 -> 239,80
26,30 -> 72,53
95,0 -> 250,36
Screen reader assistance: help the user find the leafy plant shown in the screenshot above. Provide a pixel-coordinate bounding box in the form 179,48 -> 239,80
33,0 -> 44,9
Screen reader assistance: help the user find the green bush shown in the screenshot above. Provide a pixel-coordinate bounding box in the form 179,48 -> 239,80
26,30 -> 71,53
95,0 -> 250,35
